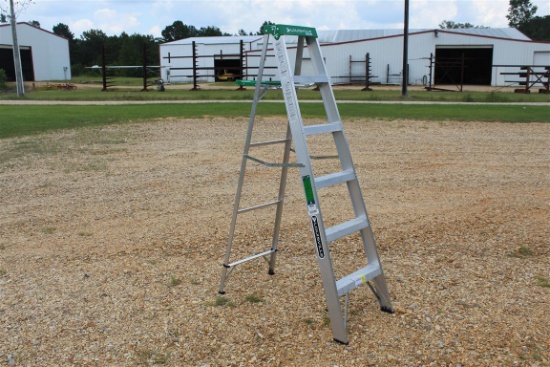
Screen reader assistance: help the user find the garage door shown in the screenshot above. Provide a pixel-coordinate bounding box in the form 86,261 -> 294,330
0,45 -> 35,81
435,45 -> 493,85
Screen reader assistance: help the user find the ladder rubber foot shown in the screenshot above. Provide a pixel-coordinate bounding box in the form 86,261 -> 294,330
218,291 -> 226,295
333,338 -> 349,345
380,306 -> 395,314
268,270 -> 275,275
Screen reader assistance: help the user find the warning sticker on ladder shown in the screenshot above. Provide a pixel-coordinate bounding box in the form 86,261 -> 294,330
310,216 -> 325,259
302,175 -> 319,215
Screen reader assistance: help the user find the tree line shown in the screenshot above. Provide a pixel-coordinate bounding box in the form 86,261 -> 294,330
440,0 -> 548,40
48,21 -> 272,77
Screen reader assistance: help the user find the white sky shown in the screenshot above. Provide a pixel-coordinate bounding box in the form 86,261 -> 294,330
3,0 -> 550,38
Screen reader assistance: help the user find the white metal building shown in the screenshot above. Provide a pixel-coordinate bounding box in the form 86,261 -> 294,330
0,22 -> 71,81
159,28 -> 550,87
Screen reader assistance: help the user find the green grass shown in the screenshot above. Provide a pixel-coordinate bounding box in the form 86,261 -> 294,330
508,245 -> 535,259
1,103 -> 548,139
206,296 -> 235,308
244,293 -> 265,304
535,275 -> 550,288
3,81 -> 550,103
168,275 -> 182,287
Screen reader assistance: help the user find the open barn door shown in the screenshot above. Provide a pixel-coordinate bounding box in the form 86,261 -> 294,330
435,45 -> 493,85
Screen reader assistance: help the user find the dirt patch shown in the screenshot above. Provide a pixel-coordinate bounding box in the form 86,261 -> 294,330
0,118 -> 548,366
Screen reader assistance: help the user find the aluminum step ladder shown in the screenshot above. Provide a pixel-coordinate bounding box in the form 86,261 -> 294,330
218,24 -> 394,344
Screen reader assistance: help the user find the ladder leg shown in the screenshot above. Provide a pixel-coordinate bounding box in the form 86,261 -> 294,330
361,227 -> 394,312
218,143 -> 249,294
268,123 -> 293,275
319,255 -> 349,344
372,273 -> 394,313
219,35 -> 271,294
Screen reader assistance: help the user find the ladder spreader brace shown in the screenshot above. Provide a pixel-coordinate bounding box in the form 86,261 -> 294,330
219,24 -> 394,345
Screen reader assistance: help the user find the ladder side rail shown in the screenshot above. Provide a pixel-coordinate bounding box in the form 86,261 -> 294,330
219,34 -> 271,294
276,35 -> 349,344
294,36 -> 305,76
305,37 -> 341,124
305,37 -> 355,174
306,38 -> 363,220
268,123 -> 293,274
306,36 -> 394,316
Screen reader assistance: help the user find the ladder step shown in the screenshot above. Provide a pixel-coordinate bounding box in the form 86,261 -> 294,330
294,75 -> 329,85
226,249 -> 276,268
325,215 -> 368,243
303,122 -> 342,136
336,262 -> 381,297
314,169 -> 356,189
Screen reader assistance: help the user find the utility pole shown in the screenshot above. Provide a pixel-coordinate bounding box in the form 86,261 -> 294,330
401,0 -> 409,97
9,0 -> 25,97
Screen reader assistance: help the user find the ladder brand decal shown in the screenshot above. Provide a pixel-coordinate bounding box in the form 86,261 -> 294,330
302,175 -> 319,215
263,24 -> 318,40
311,216 -> 325,259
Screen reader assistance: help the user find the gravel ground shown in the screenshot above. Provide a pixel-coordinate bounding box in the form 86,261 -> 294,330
0,117 -> 549,367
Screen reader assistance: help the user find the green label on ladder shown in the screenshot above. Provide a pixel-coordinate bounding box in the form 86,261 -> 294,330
302,175 -> 319,215
263,24 -> 318,40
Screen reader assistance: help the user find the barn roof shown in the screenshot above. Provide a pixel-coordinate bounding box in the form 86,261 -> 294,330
315,28 -> 531,43
161,27 -> 531,47
162,35 -> 263,46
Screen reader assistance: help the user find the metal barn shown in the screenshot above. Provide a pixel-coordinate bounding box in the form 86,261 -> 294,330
0,22 -> 71,82
159,28 -> 549,88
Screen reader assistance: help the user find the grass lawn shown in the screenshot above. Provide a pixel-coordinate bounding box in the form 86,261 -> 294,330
1,102 -> 549,139
1,80 -> 548,139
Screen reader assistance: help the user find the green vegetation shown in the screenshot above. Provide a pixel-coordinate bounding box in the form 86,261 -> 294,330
535,274 -> 550,288
2,83 -> 550,103
508,245 -> 535,258
1,102 -> 548,140
169,275 -> 182,287
206,296 -> 236,308
134,349 -> 171,365
244,293 -> 265,304
42,227 -> 56,235
1,81 -> 548,139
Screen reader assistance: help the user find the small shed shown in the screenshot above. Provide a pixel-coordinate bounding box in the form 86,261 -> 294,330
0,22 -> 71,81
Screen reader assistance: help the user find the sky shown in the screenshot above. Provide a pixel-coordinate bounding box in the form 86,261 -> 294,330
3,0 -> 550,38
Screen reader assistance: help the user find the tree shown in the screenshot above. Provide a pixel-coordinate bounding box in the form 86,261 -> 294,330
28,19 -> 39,27
517,15 -> 550,41
52,23 -> 74,40
0,12 -> 7,23
161,20 -> 197,42
258,21 -> 274,35
197,25 -> 223,37
507,0 -> 538,28
439,20 -> 488,29
506,0 -> 549,40
77,29 -> 108,66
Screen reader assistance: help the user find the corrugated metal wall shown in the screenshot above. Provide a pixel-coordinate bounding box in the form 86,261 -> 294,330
160,31 -> 550,86
0,23 -> 71,81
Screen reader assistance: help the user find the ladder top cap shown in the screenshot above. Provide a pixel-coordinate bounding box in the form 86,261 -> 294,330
262,24 -> 318,40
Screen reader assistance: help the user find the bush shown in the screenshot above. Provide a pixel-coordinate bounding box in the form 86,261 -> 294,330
0,69 -> 7,89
